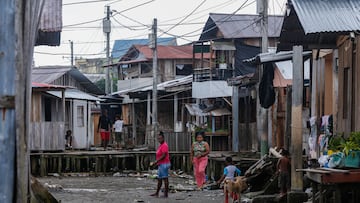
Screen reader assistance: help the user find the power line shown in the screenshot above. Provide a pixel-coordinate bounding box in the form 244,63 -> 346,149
34,51 -> 106,56
159,0 -> 207,36
63,0 -> 156,28
63,0 -> 112,6
155,0 -> 255,41
161,0 -> 236,23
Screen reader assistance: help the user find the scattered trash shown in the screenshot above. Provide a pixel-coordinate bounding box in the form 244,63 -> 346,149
172,183 -> 196,191
44,182 -> 63,191
49,173 -> 60,177
113,172 -> 126,177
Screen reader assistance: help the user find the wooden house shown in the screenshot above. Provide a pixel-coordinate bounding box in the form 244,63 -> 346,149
30,82 -> 66,151
31,66 -> 103,150
277,0 -> 360,151
195,13 -> 283,151
109,45 -> 210,150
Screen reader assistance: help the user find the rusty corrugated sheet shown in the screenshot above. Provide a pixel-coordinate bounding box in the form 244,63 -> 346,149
39,0 -> 62,32
292,0 -> 360,34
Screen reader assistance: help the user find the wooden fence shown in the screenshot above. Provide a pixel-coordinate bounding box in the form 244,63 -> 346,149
29,122 -> 65,151
164,132 -> 192,152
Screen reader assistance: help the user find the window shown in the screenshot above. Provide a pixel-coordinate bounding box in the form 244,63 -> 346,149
44,97 -> 52,121
140,63 -> 152,74
176,64 -> 193,75
77,106 -> 84,127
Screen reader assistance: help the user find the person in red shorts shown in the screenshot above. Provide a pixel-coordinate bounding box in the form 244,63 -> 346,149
150,131 -> 171,198
98,109 -> 111,150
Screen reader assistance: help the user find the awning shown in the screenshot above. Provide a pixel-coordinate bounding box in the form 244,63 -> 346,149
185,104 -> 231,117
243,51 -> 312,64
185,104 -> 210,117
47,89 -> 102,101
210,108 -> 231,116
212,41 -> 236,51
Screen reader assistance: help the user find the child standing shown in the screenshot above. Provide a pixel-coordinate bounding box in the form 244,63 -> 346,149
217,156 -> 241,184
277,149 -> 291,197
65,130 -> 72,149
217,156 -> 242,202
113,115 -> 124,150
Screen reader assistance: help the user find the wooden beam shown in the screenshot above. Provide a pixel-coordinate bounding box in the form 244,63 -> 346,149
291,45 -> 304,191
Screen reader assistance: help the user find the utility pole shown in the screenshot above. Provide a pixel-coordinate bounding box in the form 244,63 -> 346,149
70,40 -> 74,66
149,18 -> 158,149
103,5 -> 111,94
257,0 -> 269,157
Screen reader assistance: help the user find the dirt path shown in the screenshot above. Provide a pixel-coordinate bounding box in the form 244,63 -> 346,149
38,175 -> 225,203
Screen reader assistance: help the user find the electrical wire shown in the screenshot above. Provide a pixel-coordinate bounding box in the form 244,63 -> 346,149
159,0 -> 207,37
63,0 -> 112,6
176,0 -> 255,38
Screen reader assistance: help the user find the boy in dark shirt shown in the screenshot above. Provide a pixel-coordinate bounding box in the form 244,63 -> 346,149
277,149 -> 291,197
98,109 -> 111,150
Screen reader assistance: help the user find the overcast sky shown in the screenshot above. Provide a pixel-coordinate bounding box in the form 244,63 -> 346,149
33,0 -> 286,66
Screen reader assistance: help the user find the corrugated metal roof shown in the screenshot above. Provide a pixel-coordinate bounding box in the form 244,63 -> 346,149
39,0 -> 62,32
32,82 -> 66,89
32,66 -> 104,95
243,51 -> 312,64
133,45 -> 194,59
199,13 -> 283,40
278,0 -> 360,51
47,89 -> 101,101
140,75 -> 193,92
111,37 -> 177,59
32,66 -> 71,84
292,0 -> 360,34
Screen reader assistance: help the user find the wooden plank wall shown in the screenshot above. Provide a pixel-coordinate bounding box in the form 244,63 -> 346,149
164,132 -> 191,152
337,38 -> 353,134
355,37 -> 360,132
30,122 -> 65,151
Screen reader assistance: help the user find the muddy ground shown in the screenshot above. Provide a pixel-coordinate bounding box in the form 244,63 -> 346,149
38,174 -> 227,203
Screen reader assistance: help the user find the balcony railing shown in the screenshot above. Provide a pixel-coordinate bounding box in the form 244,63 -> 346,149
193,67 -> 233,82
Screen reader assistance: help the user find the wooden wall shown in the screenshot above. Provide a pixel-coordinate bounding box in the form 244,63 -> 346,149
337,37 -> 354,134
29,122 -> 65,151
324,53 -> 334,115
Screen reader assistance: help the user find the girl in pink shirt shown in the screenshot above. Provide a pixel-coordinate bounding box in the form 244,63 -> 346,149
150,131 -> 171,198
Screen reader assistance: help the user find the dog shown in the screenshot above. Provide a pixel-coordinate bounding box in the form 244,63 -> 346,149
224,176 -> 248,203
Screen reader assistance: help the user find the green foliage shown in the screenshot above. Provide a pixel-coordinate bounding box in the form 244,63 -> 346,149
328,135 -> 345,151
329,132 -> 360,155
349,131 -> 360,144
340,140 -> 360,156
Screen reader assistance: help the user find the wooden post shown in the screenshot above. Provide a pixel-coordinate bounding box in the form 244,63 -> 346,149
40,155 -> 47,177
285,86 -> 292,150
136,155 -> 140,172
291,45 -> 304,191
232,86 -> 239,152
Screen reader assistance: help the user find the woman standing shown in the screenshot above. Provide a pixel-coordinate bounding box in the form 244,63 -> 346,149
150,131 -> 171,198
190,131 -> 210,190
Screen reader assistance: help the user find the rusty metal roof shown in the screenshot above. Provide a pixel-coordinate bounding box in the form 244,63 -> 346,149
292,0 -> 360,34
199,13 -> 283,41
133,45 -> 194,59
